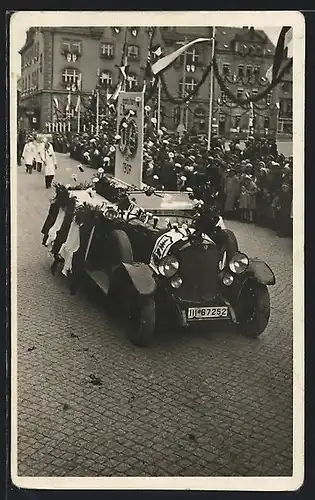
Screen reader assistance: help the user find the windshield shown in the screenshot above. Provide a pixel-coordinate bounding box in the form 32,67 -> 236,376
128,190 -> 196,213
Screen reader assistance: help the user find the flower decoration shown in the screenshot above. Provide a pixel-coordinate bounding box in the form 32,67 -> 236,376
98,167 -> 105,174
109,145 -> 116,153
169,152 -> 174,159
92,177 -> 99,183
104,157 -> 110,163
157,129 -> 163,136
151,117 -> 157,124
129,110 -> 135,116
94,149 -> 100,155
135,97 -> 141,103
114,134 -> 121,141
122,122 -> 128,129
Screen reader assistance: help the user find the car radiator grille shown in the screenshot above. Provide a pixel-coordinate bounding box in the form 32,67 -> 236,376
175,244 -> 220,303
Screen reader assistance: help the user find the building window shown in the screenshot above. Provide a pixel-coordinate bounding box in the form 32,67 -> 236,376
172,106 -> 180,126
179,77 -> 198,94
222,63 -> 230,75
238,65 -> 244,77
184,48 -> 200,65
101,43 -> 114,58
252,89 -> 258,96
39,53 -> 43,73
253,65 -> 260,76
127,45 -> 139,59
127,73 -> 138,90
61,41 -> 81,54
264,117 -> 270,129
282,81 -> 291,93
266,92 -> 272,105
235,115 -> 241,127
237,88 -> 243,99
62,68 -> 81,86
99,70 -> 112,87
246,65 -> 252,76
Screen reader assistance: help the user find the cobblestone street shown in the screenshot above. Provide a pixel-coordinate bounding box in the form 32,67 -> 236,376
16,153 -> 293,477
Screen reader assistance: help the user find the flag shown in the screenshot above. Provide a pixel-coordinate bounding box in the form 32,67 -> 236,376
284,26 -> 293,58
110,81 -> 122,103
119,35 -> 129,81
272,27 -> 293,82
266,64 -> 273,83
245,92 -> 254,129
152,44 -> 162,58
66,91 -> 71,112
53,97 -> 59,110
151,38 -> 211,76
75,95 -> 81,113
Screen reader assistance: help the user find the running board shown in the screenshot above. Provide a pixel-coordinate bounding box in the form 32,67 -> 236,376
86,269 -> 110,296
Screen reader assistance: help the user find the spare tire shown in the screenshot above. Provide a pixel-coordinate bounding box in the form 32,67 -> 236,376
220,229 -> 239,260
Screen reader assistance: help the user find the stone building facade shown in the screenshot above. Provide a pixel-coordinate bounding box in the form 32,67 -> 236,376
19,26 -> 292,139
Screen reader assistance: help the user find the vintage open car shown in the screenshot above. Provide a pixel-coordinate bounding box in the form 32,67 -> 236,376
42,176 -> 276,347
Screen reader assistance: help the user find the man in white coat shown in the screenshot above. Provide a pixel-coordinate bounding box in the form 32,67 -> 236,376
21,136 -> 36,174
35,137 -> 45,172
43,139 -> 57,188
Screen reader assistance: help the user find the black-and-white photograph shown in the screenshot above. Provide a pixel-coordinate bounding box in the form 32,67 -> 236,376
10,11 -> 304,490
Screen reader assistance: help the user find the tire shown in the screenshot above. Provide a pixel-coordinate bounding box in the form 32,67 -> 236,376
221,229 -> 239,259
236,281 -> 270,338
127,293 -> 156,347
107,229 -> 133,266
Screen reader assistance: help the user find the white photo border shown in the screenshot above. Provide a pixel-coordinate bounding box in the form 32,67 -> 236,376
9,10 -> 305,491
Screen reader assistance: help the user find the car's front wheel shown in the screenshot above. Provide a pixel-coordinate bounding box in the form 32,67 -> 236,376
126,292 -> 156,347
235,281 -> 271,338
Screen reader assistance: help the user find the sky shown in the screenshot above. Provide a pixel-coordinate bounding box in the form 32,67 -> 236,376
11,23 -> 281,78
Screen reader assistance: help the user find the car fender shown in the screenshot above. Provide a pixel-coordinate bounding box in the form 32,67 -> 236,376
121,262 -> 157,296
247,259 -> 276,286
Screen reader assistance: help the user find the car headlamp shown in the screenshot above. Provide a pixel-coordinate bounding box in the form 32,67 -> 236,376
158,255 -> 179,277
229,252 -> 249,274
222,272 -> 234,286
104,208 -> 118,220
170,275 -> 183,288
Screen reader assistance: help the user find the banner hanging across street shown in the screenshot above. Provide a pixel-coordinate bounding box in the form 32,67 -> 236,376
115,91 -> 144,188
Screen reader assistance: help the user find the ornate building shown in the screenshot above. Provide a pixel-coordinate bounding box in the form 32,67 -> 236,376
19,26 -> 291,138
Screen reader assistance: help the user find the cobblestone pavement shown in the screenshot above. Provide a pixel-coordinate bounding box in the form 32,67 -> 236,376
16,154 -> 293,477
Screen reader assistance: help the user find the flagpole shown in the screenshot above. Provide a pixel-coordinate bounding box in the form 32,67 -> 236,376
179,38 -> 188,138
207,27 -> 216,151
157,77 -> 161,131
96,69 -> 100,136
77,75 -> 81,133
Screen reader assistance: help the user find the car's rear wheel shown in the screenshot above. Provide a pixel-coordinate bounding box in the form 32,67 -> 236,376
126,292 -> 156,347
236,280 -> 270,338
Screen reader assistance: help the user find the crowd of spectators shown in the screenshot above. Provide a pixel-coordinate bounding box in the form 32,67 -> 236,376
46,117 -> 293,237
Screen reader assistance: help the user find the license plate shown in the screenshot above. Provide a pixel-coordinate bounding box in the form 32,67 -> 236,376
187,306 -> 228,320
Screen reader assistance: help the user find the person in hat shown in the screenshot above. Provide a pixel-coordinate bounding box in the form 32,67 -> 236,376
43,138 -> 57,188
21,136 -> 36,174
